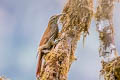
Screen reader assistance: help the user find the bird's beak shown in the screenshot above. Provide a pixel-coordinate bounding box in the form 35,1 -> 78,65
57,13 -> 66,18
56,13 -> 66,24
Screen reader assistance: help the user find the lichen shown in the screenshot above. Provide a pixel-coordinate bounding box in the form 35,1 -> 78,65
95,0 -> 120,80
100,57 -> 120,80
95,0 -> 118,59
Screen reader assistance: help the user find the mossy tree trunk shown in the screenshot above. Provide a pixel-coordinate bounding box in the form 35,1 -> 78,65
95,0 -> 120,80
37,0 -> 120,80
39,0 -> 93,80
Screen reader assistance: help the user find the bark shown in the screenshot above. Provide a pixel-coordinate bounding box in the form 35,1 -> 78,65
39,0 -> 93,80
95,0 -> 120,80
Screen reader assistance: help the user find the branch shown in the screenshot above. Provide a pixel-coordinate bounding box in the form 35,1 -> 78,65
95,0 -> 120,80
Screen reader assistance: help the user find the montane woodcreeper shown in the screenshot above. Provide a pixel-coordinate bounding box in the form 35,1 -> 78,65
36,14 -> 64,78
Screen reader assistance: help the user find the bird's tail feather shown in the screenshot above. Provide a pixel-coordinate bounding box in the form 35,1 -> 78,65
36,52 -> 43,78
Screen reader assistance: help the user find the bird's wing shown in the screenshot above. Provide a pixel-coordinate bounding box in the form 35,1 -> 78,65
39,25 -> 51,46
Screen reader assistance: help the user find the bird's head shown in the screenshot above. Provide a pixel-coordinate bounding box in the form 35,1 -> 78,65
49,13 -> 65,24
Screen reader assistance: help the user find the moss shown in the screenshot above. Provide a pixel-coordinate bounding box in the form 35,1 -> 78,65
60,0 -> 93,41
100,57 -> 120,80
95,0 -> 114,20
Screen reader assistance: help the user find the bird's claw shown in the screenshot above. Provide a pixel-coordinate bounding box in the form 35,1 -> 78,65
37,47 -> 42,52
54,38 -> 63,44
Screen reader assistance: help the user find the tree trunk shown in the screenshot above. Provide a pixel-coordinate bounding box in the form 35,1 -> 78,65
39,0 -> 93,80
95,0 -> 120,80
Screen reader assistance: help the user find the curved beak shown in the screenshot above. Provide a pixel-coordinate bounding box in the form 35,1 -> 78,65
56,13 -> 66,18
56,13 -> 65,24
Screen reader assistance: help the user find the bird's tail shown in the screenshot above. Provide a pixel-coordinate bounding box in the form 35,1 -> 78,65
36,51 -> 43,78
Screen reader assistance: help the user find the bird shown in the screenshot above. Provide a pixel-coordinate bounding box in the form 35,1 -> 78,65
36,14 -> 64,78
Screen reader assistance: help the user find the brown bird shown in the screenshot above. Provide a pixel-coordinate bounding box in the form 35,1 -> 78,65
36,14 -> 64,78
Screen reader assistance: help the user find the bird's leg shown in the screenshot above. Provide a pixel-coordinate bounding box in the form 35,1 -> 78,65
52,38 -> 64,45
37,43 -> 50,56
37,39 -> 55,55
38,41 -> 51,52
38,38 -> 63,56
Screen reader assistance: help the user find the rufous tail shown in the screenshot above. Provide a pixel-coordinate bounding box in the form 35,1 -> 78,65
36,52 -> 43,78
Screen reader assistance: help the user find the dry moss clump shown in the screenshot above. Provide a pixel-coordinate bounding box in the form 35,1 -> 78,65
40,37 -> 72,80
100,57 -> 120,80
95,0 -> 114,21
59,0 -> 93,66
60,0 -> 93,41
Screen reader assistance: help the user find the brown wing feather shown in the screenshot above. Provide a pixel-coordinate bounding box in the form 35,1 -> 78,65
36,19 -> 58,78
36,24 -> 51,78
39,25 -> 51,46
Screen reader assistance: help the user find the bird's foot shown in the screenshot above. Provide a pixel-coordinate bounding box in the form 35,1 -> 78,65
37,46 -> 43,52
54,38 -> 63,44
